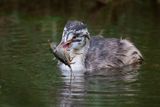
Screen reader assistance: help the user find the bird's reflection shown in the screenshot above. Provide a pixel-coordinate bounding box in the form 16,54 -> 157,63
57,64 -> 141,107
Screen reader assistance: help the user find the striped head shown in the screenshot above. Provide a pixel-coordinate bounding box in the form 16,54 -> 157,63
60,21 -> 90,51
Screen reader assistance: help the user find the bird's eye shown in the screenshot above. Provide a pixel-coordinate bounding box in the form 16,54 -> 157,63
73,36 -> 76,39
72,35 -> 77,39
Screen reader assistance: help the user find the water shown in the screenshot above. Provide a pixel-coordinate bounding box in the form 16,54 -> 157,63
0,1 -> 160,107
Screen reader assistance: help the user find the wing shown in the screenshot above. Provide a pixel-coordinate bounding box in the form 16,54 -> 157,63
85,36 -> 143,71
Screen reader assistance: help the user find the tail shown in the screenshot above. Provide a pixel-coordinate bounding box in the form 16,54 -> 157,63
118,39 -> 143,65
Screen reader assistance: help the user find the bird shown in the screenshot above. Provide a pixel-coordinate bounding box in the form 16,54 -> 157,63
52,20 -> 143,75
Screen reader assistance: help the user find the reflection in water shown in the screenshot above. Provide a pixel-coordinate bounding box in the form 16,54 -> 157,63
58,65 -> 140,107
59,76 -> 85,107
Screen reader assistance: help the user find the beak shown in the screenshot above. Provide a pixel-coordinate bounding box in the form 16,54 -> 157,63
59,33 -> 90,49
60,39 -> 73,49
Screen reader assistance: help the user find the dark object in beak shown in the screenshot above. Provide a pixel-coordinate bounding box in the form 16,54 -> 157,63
48,40 -> 71,68
53,50 -> 71,68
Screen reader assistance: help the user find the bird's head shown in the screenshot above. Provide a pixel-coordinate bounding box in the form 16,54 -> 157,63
60,21 -> 90,52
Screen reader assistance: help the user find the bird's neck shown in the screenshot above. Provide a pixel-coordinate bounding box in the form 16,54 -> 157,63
69,42 -> 89,70
59,41 -> 90,76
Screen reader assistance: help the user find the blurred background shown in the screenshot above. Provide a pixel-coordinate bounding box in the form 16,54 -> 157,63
0,0 -> 160,107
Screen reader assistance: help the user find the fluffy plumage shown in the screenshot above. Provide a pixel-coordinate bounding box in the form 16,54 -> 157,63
56,21 -> 143,75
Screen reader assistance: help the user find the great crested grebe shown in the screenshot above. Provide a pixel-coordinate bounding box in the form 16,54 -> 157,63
51,21 -> 143,75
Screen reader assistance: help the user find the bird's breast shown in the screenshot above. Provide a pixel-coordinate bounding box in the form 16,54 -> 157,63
59,53 -> 86,76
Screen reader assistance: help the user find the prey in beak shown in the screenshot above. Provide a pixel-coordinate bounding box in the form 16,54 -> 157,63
49,39 -> 76,78
48,40 -> 74,69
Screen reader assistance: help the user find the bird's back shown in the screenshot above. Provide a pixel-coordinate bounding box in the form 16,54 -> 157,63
85,36 -> 143,71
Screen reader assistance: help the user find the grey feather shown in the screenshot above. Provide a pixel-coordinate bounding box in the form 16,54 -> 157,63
85,36 -> 143,71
